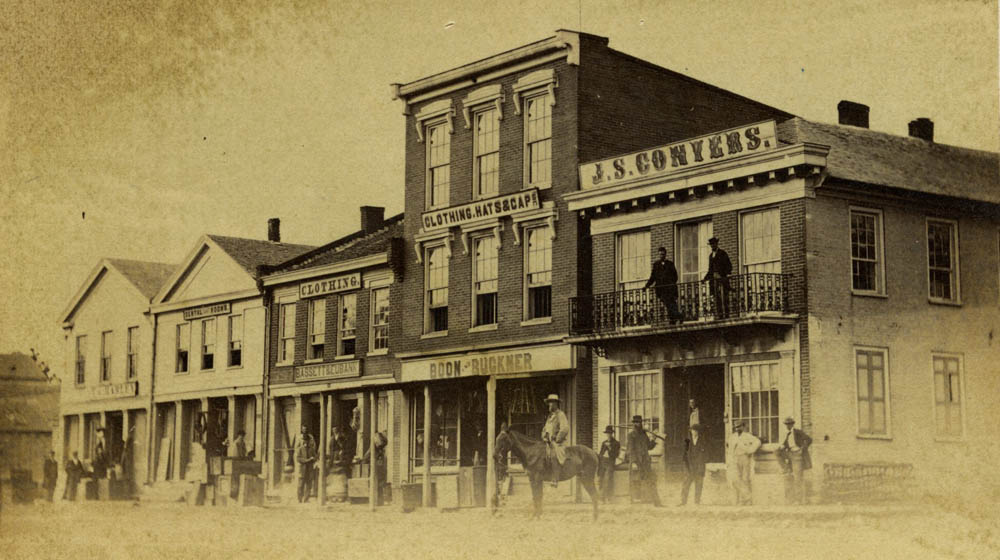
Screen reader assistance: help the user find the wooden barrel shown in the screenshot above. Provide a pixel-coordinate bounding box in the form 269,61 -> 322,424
327,473 -> 348,502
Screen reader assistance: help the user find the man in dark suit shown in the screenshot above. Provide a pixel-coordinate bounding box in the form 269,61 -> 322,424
645,247 -> 682,324
777,417 -> 813,505
626,415 -> 663,507
704,237 -> 733,318
678,424 -> 708,506
43,451 -> 58,502
63,451 -> 83,501
597,425 -> 621,503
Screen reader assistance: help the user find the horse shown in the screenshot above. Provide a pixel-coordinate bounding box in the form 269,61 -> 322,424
494,424 -> 601,520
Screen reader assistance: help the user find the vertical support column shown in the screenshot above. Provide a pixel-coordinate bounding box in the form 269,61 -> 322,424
266,398 -> 276,489
77,414 -> 85,458
99,410 -> 107,444
422,385 -> 431,507
486,376 -> 496,511
122,409 -> 130,441
226,396 -> 236,456
254,395 -> 263,462
318,393 -> 327,506
369,390 -> 376,511
148,405 -> 158,484
173,401 -> 183,480
293,395 -> 303,482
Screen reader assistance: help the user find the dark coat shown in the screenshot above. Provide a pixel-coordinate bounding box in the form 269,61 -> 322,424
683,436 -> 708,476
626,429 -> 656,468
705,248 -> 733,280
778,428 -> 813,470
44,457 -> 58,487
598,438 -> 621,463
646,259 -> 679,300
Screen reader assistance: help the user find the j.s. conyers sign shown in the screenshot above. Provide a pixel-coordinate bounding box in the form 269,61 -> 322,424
421,189 -> 540,231
579,121 -> 777,190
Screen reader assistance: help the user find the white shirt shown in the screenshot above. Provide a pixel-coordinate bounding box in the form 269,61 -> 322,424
783,428 -> 799,451
731,431 -> 761,456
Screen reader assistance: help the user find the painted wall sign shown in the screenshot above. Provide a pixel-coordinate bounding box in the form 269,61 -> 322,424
579,120 -> 778,190
294,360 -> 362,382
421,189 -> 540,231
299,273 -> 361,299
182,302 -> 231,320
400,344 -> 572,383
89,381 -> 138,399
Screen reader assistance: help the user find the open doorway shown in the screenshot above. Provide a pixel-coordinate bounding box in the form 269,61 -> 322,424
663,364 -> 726,468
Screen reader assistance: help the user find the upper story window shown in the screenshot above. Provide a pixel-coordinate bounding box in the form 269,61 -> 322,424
933,353 -> 964,439
927,218 -> 960,303
513,69 -> 557,190
370,287 -> 390,351
741,207 -> 781,274
426,122 -> 451,209
855,347 -> 890,437
338,293 -> 357,356
850,208 -> 885,295
228,314 -> 242,367
200,318 -> 216,370
525,226 -> 552,320
75,335 -> 87,385
278,303 -> 295,364
474,109 -> 500,199
473,235 -> 499,327
175,323 -> 190,373
126,326 -> 138,380
308,299 -> 326,360
617,230 -> 651,291
425,245 -> 449,333
100,330 -> 113,382
677,221 -> 713,284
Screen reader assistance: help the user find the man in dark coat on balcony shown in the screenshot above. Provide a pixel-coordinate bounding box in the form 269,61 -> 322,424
705,237 -> 732,318
645,247 -> 682,324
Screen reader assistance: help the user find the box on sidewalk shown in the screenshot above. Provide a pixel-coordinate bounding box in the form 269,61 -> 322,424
237,475 -> 264,507
84,479 -> 98,500
97,479 -> 111,501
223,459 -> 262,477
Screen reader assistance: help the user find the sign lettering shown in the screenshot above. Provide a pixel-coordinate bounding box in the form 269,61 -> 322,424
294,360 -> 362,382
421,189 -> 541,231
299,273 -> 361,299
182,303 -> 231,320
579,121 -> 777,190
400,344 -> 572,383
89,381 -> 138,399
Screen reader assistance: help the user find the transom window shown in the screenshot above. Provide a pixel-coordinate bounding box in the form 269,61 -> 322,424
175,323 -> 189,373
201,318 -> 215,370
617,230 -> 651,291
370,287 -> 390,351
474,109 -> 500,199
473,236 -> 498,326
308,299 -> 326,360
851,208 -> 884,294
741,207 -> 781,274
855,348 -> 889,436
425,245 -> 449,333
228,314 -> 242,367
927,219 -> 959,302
524,94 -> 552,188
100,331 -> 113,382
730,362 -> 780,443
75,335 -> 87,384
616,371 -> 661,448
525,226 -> 552,320
426,122 -> 451,209
126,326 -> 138,380
933,354 -> 963,439
278,303 -> 295,364
339,293 -> 357,356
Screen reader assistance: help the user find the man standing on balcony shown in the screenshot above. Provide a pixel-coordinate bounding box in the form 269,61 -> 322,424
705,237 -> 732,318
645,247 -> 682,324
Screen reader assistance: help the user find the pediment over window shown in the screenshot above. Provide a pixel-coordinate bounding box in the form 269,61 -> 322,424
461,84 -> 504,129
512,68 -> 557,115
414,99 -> 455,142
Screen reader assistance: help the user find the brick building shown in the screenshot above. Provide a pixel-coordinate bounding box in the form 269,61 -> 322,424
390,30 -> 790,506
566,103 -> 1000,503
260,208 -> 404,504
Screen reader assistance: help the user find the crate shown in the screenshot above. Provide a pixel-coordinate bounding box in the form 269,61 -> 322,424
435,475 -> 460,509
238,475 -> 265,507
399,482 -> 432,512
223,459 -> 262,477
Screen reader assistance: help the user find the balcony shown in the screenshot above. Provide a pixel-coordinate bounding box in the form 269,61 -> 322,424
569,273 -> 794,338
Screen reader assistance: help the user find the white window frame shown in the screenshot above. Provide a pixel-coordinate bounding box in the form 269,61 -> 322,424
471,234 -> 498,329
425,119 -> 451,210
424,243 -> 449,335
523,224 -> 553,323
854,346 -> 891,439
200,318 -> 216,371
126,326 -> 139,380
849,206 -> 886,296
522,90 -> 553,190
729,360 -> 782,444
931,352 -> 966,441
307,298 -> 326,362
338,293 -> 357,357
616,229 -> 651,291
75,335 -> 87,385
926,217 -> 961,304
614,369 -> 663,455
472,107 -> 500,200
512,69 -> 557,190
675,220 -> 714,284
100,330 -> 113,382
278,302 -> 296,366
739,206 -> 782,274
228,314 -> 243,368
175,323 -> 190,374
369,286 -> 390,354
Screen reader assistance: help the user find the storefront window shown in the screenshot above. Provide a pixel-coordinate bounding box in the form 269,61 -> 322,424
730,362 -> 780,443
496,377 -> 561,465
616,372 -> 660,445
411,383 -> 487,469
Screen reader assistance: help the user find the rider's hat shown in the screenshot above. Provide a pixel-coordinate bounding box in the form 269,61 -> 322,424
631,415 -> 643,424
544,394 -> 560,403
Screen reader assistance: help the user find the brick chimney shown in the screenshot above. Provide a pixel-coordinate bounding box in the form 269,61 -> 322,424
360,206 -> 385,234
837,100 -> 869,128
267,218 -> 281,242
908,118 -> 934,142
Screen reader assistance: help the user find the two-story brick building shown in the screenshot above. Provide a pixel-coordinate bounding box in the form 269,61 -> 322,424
566,102 -> 999,503
390,30 -> 791,506
59,258 -> 175,495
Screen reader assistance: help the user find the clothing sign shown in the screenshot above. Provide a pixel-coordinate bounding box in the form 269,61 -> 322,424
89,381 -> 138,399
298,273 -> 361,299
421,189 -> 540,231
579,120 -> 778,190
400,344 -> 572,382
182,302 -> 231,320
294,360 -> 362,382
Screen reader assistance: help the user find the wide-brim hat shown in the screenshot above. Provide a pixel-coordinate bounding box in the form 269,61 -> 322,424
708,237 -> 719,245
603,425 -> 615,434
783,416 -> 796,425
631,415 -> 643,423
544,394 -> 560,403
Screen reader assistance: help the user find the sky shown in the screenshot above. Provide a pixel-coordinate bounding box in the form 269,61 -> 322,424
1,0 -> 997,377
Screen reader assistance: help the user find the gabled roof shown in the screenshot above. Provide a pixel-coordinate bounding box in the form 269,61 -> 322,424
61,258 -> 176,324
778,118 -> 1000,205
205,235 -> 315,276
268,214 -> 404,275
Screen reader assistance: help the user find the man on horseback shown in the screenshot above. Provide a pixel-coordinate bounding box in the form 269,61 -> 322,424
541,394 -> 569,485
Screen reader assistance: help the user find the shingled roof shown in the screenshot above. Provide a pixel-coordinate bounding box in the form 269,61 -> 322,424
206,235 -> 316,278
269,213 -> 404,274
778,118 -> 1000,205
106,259 -> 176,300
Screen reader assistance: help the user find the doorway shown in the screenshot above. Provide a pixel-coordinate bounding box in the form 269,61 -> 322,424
663,364 -> 726,468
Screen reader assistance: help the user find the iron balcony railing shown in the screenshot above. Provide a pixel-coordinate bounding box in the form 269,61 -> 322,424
569,272 -> 791,336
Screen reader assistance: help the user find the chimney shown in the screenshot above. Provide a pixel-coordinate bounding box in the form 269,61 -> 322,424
837,100 -> 870,128
267,218 -> 281,242
908,118 -> 934,142
360,206 -> 385,234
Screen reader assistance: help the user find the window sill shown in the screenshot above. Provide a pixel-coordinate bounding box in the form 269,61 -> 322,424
226,365 -> 243,371
175,370 -> 189,375
928,297 -> 962,307
275,362 -> 293,368
934,436 -> 966,443
421,331 -> 448,339
304,358 -> 324,364
368,348 -> 389,357
520,317 -> 552,326
856,433 -> 893,441
525,183 -> 551,190
334,354 -> 356,361
468,324 -> 498,333
851,291 -> 888,299
75,383 -> 86,389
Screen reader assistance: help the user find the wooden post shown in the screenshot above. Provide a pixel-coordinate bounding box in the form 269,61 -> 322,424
254,395 -> 263,462
148,405 -> 157,484
486,376 -> 497,511
78,414 -> 85,457
422,385 -> 431,507
173,401 -> 183,480
318,393 -> 327,506
369,391 -> 377,511
122,409 -> 130,439
266,398 -> 276,490
226,396 -> 236,456
293,395 -> 303,482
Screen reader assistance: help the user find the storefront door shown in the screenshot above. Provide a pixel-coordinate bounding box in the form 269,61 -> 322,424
663,364 -> 726,467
